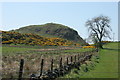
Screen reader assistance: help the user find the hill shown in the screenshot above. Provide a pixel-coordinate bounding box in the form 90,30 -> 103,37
1,31 -> 80,46
11,23 -> 86,45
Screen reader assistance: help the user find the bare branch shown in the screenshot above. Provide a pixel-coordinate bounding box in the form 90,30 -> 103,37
85,15 -> 112,48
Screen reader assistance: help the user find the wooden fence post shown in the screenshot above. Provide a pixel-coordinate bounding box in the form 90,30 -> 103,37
70,56 -> 73,64
40,59 -> 44,76
74,55 -> 76,63
51,59 -> 53,72
18,59 -> 24,80
66,57 -> 69,65
78,54 -> 80,61
59,58 -> 62,69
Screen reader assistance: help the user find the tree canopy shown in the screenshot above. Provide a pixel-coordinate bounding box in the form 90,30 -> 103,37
86,15 -> 112,48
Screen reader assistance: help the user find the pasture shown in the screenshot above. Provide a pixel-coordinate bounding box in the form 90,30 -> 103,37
2,42 -> 119,79
63,42 -> 119,78
2,44 -> 95,78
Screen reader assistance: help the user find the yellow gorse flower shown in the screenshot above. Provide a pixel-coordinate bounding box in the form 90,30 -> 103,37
82,46 -> 95,48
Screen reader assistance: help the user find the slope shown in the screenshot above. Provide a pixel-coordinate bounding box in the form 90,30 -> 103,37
11,23 -> 86,45
2,31 -> 79,46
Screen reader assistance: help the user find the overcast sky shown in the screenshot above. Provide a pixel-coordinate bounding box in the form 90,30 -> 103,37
0,2 -> 118,41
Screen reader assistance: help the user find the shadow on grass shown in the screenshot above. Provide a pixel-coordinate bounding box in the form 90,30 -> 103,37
103,48 -> 120,51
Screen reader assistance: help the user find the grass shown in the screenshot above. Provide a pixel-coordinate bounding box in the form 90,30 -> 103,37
2,44 -> 95,56
2,42 -> 119,78
62,53 -> 99,78
80,42 -> 118,78
63,42 -> 119,78
2,44 -> 94,78
2,46 -> 35,55
62,48 -> 94,53
2,44 -> 59,56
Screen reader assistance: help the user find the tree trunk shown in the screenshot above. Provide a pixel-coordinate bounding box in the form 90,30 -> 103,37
98,42 -> 103,49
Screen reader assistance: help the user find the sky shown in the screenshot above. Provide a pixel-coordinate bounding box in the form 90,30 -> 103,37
0,2 -> 118,41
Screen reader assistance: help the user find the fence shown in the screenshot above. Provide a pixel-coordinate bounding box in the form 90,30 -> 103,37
17,49 -> 98,80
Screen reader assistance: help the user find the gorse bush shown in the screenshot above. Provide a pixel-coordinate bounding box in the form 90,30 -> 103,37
1,31 -> 80,46
82,46 -> 96,48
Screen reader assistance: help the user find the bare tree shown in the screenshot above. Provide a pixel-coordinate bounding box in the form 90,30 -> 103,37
86,15 -> 112,49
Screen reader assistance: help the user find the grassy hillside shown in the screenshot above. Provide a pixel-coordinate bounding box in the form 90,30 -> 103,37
11,23 -> 86,45
1,31 -> 80,46
63,42 -> 119,78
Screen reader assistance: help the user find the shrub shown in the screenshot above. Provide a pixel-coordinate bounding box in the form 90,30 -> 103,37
82,46 -> 96,48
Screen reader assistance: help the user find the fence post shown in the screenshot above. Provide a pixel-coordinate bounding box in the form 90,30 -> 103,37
40,59 -> 44,76
70,56 -> 73,64
59,58 -> 62,69
66,57 -> 69,65
18,59 -> 24,80
74,55 -> 76,63
51,59 -> 53,72
78,54 -> 80,61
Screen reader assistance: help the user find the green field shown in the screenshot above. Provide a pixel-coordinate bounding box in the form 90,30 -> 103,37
2,44 -> 95,78
2,44 -> 94,55
2,42 -> 119,78
63,42 -> 119,78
